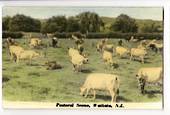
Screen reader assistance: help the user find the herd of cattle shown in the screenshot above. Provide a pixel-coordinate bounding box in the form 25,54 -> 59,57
3,34 -> 163,102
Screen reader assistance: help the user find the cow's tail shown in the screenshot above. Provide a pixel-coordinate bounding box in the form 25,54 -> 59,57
115,76 -> 120,89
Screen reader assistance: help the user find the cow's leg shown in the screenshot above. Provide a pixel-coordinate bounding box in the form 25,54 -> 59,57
72,64 -> 76,71
130,54 -> 133,61
7,48 -> 11,60
10,53 -> 13,61
76,65 -> 80,72
16,56 -> 19,63
118,52 -> 123,58
104,62 -> 109,70
78,65 -> 82,72
138,78 -> 143,93
113,92 -> 117,102
120,54 -> 123,59
158,48 -> 161,53
93,89 -> 96,99
29,58 -> 32,65
85,88 -> 90,98
75,65 -> 80,72
142,81 -> 145,94
140,79 -> 146,94
156,48 -> 159,53
140,56 -> 144,63
109,89 -> 116,102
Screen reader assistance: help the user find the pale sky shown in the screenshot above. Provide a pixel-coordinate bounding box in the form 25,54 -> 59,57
3,6 -> 163,21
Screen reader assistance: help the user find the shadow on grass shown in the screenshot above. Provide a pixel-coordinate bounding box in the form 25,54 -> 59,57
81,68 -> 94,73
4,58 -> 10,61
17,81 -> 34,88
131,58 -> 152,64
145,90 -> 162,98
26,63 -> 40,66
120,56 -> 130,60
117,96 -> 132,102
2,76 -> 10,83
94,94 -> 132,102
2,74 -> 20,83
28,72 -> 40,77
2,68 -> 6,70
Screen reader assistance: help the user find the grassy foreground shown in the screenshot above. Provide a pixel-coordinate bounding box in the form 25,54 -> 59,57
2,38 -> 163,103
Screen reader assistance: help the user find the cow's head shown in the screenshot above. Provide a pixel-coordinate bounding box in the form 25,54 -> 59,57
34,52 -> 41,58
83,58 -> 89,64
80,86 -> 86,96
136,74 -> 146,94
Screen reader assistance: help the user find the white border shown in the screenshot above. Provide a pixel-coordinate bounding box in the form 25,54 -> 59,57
0,0 -> 167,7
0,0 -> 170,115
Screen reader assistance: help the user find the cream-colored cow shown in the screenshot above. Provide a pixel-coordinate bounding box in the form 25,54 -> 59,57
29,38 -> 42,48
116,46 -> 129,58
17,50 -> 41,64
9,45 -> 24,62
68,48 -> 88,72
80,73 -> 120,102
136,67 -> 162,94
103,50 -> 114,66
130,48 -> 147,63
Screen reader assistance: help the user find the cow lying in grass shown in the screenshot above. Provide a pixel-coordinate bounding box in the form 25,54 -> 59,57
80,73 -> 120,102
45,61 -> 62,70
147,40 -> 163,53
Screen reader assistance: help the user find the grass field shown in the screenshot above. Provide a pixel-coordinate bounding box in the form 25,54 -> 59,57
2,38 -> 163,103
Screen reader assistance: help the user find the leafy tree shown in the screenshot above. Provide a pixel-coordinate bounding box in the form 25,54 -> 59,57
2,16 -> 11,31
140,22 -> 161,33
9,14 -> 41,32
66,17 -> 80,32
111,14 -> 138,33
41,16 -> 67,33
77,12 -> 104,33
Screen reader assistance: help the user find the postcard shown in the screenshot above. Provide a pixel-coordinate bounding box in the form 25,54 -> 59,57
2,6 -> 163,109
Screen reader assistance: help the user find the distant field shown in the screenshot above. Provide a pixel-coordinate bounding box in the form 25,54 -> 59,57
2,38 -> 163,103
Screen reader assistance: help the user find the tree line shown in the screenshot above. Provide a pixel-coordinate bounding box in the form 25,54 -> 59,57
3,12 -> 162,34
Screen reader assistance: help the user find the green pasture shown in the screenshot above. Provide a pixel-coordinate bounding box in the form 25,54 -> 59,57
2,38 -> 163,102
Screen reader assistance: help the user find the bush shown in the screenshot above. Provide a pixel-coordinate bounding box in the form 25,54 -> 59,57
2,31 -> 23,39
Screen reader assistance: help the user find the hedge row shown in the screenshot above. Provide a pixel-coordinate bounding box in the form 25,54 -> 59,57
2,31 -> 163,40
53,32 -> 84,38
2,31 -> 23,39
53,32 -> 163,40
